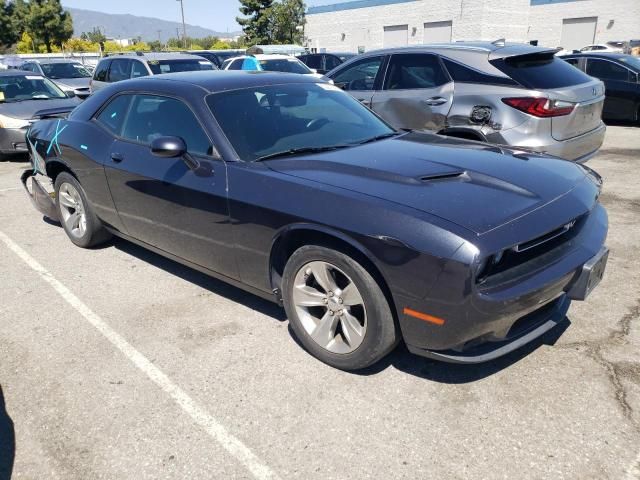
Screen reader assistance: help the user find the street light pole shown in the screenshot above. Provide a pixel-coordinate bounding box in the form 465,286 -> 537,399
177,0 -> 187,49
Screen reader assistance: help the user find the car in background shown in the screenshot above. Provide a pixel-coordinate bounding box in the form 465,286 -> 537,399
561,53 -> 640,123
22,71 -> 608,370
580,43 -> 624,54
221,54 -> 329,80
297,52 -> 358,74
326,42 -> 606,162
90,52 -> 215,94
0,70 -> 79,159
185,49 -> 244,68
20,59 -> 92,99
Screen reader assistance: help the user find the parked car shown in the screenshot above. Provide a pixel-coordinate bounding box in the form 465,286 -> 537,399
22,71 -> 608,370
90,52 -> 215,94
185,49 -> 244,68
580,43 -> 624,54
20,59 -> 92,99
297,52 -> 358,74
561,53 -> 640,123
326,42 -> 607,162
221,54 -> 328,80
0,70 -> 79,159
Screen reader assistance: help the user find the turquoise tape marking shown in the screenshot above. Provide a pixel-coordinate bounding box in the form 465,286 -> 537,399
80,144 -> 88,150
46,119 -> 67,155
111,112 -> 117,118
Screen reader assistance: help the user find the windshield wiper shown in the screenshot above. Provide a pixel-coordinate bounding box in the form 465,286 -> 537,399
355,132 -> 402,145
254,145 -> 352,162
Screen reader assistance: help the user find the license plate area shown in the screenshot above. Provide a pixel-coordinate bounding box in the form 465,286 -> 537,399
567,247 -> 609,301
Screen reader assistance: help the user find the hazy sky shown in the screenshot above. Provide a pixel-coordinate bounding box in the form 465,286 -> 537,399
61,0 -> 339,33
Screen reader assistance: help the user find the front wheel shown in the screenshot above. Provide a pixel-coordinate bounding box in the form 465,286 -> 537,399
282,245 -> 398,370
55,172 -> 111,248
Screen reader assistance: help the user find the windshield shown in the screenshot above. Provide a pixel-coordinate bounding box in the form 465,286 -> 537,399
148,59 -> 215,74
207,83 -> 394,161
0,75 -> 67,102
259,58 -> 312,74
41,62 -> 91,79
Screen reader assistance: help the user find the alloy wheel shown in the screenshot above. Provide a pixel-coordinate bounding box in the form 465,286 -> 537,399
292,261 -> 367,354
58,182 -> 87,239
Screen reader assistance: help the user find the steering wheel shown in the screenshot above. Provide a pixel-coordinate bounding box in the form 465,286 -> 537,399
306,117 -> 329,130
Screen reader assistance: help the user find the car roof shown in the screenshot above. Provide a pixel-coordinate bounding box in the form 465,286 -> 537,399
26,58 -> 84,64
359,41 -> 552,57
0,69 -> 41,77
254,54 -> 297,60
563,52 -> 632,60
101,52 -> 205,62
125,70 -> 322,93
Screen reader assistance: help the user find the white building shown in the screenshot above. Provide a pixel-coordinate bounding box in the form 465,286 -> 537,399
305,0 -> 640,52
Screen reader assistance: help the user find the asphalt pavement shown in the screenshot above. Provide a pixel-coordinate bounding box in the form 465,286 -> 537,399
0,125 -> 639,480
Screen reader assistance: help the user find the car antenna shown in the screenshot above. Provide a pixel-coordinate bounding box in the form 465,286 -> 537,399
492,38 -> 506,47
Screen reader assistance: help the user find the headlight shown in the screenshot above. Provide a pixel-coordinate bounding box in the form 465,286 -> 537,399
0,114 -> 30,129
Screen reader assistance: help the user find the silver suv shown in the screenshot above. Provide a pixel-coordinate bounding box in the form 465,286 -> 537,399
327,42 -> 606,162
21,59 -> 92,99
90,52 -> 215,94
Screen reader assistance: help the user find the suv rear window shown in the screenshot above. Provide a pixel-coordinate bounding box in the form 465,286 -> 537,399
147,59 -> 214,74
490,53 -> 593,89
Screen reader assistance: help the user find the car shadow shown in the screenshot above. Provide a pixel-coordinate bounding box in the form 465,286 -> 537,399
0,385 -> 15,480
603,119 -> 639,127
288,317 -> 571,383
111,237 -> 286,321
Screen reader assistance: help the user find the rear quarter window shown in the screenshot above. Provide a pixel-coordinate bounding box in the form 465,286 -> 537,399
442,58 -> 518,86
93,60 -> 111,82
491,54 -> 594,89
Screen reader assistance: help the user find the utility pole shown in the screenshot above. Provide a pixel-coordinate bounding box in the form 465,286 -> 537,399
177,0 -> 187,49
157,29 -> 162,50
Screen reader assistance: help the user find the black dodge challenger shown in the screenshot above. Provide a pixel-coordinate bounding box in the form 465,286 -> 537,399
22,71 -> 609,370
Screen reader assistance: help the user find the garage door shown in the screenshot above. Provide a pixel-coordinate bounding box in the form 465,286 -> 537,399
560,17 -> 597,51
383,25 -> 408,48
424,21 -> 452,43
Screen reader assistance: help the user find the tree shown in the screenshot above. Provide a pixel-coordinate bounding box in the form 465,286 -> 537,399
0,0 -> 19,51
237,0 -> 273,45
25,0 -> 73,53
16,31 -> 35,53
80,27 -> 106,44
270,0 -> 305,44
64,37 -> 98,52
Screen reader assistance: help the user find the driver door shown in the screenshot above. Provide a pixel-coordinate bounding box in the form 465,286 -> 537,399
100,93 -> 237,278
328,55 -> 386,107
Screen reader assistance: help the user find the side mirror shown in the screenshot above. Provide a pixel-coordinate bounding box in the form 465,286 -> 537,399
66,90 -> 76,98
150,136 -> 199,170
150,136 -> 187,158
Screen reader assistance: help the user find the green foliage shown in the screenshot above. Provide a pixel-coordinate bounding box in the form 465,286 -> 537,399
3,0 -> 74,53
237,0 -> 273,45
270,0 -> 305,44
80,27 -> 106,44
237,0 -> 306,45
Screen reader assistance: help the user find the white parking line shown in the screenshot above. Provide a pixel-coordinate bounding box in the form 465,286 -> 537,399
0,229 -> 281,480
0,187 -> 21,192
626,449 -> 640,480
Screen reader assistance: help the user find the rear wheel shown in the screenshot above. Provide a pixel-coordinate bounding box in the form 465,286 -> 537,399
54,172 -> 111,248
282,245 -> 398,370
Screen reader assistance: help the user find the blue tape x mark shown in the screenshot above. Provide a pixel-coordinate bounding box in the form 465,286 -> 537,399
46,119 -> 68,155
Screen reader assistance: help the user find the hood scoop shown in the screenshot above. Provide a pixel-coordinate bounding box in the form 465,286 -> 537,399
419,171 -> 467,183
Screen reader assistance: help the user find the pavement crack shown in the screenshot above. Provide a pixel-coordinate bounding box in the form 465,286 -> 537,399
559,298 -> 640,427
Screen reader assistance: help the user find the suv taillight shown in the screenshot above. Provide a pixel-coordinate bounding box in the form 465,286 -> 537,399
501,97 -> 575,117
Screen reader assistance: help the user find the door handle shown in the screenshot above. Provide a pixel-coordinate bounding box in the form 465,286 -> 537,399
425,97 -> 448,106
110,152 -> 123,163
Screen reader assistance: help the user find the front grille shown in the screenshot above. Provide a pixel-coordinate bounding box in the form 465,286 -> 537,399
477,214 -> 585,288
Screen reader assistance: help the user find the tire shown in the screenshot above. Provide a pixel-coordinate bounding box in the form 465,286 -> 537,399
282,245 -> 398,370
54,172 -> 111,248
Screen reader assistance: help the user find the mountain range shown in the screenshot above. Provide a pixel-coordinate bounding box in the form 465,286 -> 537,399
67,7 -> 242,43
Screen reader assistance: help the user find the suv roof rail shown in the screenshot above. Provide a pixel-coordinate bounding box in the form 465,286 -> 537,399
103,51 -> 145,58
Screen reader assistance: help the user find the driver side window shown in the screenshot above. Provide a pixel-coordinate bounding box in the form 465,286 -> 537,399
330,56 -> 384,91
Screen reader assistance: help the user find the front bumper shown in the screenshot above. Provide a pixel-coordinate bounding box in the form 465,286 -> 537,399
399,204 -> 608,364
0,127 -> 29,154
21,169 -> 58,220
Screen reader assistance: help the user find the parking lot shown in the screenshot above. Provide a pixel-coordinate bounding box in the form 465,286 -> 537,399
0,125 -> 638,479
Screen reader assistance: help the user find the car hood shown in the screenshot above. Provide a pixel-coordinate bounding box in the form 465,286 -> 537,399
266,132 -> 589,235
0,98 -> 80,120
52,77 -> 91,89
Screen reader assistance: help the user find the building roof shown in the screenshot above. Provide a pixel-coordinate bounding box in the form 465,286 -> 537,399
307,0 -> 416,14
